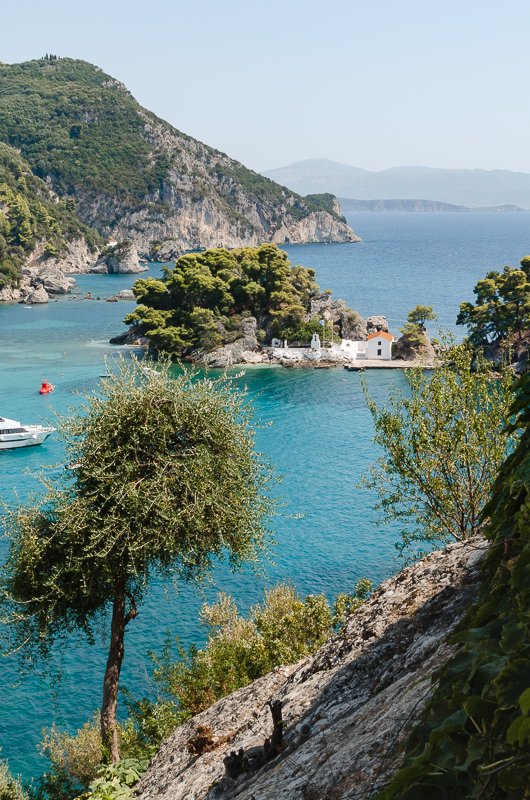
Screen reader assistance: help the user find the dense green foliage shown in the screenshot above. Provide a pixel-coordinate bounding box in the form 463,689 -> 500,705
0,59 -> 166,202
1,358 -> 272,762
397,305 -> 437,347
407,304 -> 437,327
0,142 -> 100,287
126,244 -> 322,353
380,373 -> 530,798
0,58 -> 340,229
457,257 -> 530,345
363,344 -> 515,556
84,759 -> 149,800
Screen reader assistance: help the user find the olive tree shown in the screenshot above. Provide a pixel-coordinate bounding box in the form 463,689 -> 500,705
362,344 -> 516,556
0,358 -> 272,762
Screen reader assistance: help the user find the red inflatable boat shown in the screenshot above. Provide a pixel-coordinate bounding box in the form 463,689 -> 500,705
39,381 -> 55,395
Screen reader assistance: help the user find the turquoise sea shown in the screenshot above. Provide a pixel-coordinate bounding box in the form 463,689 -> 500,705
0,211 -> 529,780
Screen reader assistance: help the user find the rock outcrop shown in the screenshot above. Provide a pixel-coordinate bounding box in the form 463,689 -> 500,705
0,265 -> 77,304
91,241 -> 146,274
308,292 -> 367,340
26,237 -> 99,274
106,289 -> 136,302
394,326 -> 436,363
201,318 -> 262,368
366,315 -> 390,334
137,538 -> 486,800
31,267 -> 77,295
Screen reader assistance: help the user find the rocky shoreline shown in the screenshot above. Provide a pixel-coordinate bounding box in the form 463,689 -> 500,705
110,309 -> 437,369
0,240 -> 146,305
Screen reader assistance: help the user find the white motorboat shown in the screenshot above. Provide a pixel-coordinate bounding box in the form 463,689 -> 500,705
0,416 -> 55,450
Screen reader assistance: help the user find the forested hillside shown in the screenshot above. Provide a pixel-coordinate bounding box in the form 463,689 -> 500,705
0,58 -> 358,256
0,141 -> 100,288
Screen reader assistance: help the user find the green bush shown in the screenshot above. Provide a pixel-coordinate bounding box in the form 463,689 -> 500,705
379,374 -> 530,798
0,142 -> 102,288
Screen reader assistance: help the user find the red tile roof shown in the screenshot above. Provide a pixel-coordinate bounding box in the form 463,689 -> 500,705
367,330 -> 394,341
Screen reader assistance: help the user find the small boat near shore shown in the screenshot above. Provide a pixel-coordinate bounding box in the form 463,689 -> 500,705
0,417 -> 55,450
39,381 -> 55,395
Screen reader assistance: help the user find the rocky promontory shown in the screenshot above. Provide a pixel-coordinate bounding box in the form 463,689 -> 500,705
137,537 -> 486,800
0,59 -> 360,257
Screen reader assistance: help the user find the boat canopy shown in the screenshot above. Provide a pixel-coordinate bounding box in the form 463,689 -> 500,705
0,417 -> 20,429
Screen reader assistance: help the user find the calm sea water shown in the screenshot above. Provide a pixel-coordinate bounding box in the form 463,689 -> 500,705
0,212 -> 528,780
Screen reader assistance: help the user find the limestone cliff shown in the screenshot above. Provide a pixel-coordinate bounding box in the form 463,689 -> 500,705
136,538 -> 486,800
0,59 -> 360,257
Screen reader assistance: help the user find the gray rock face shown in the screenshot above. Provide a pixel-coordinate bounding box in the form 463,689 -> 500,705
71,114 -> 360,255
394,327 -> 436,363
0,237 -> 97,303
366,315 -> 390,334
308,293 -> 367,340
24,285 -> 49,304
92,241 -> 146,274
106,289 -> 136,302
202,317 -> 260,368
109,326 -> 150,346
136,538 -> 486,800
33,268 -> 76,295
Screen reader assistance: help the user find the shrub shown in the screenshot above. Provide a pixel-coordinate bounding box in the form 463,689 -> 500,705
0,762 -> 26,800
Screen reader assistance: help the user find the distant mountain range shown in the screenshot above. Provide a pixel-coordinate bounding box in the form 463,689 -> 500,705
262,159 -> 530,209
339,198 -> 526,213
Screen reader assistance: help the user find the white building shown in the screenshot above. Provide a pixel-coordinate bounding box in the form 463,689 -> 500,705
339,330 -> 395,361
366,330 -> 394,360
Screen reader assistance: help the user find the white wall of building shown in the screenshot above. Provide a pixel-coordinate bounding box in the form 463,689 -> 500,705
366,336 -> 393,360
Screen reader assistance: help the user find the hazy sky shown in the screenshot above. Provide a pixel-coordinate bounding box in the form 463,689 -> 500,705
3,0 -> 530,173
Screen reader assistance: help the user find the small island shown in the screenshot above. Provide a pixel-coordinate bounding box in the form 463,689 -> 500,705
112,244 -> 428,368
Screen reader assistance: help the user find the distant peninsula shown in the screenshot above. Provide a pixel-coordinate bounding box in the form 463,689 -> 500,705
339,198 -> 527,213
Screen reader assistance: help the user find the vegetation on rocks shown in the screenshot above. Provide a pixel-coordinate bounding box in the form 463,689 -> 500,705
29,581 -> 371,800
125,244 -> 329,354
380,372 -> 530,799
457,257 -> 530,345
0,142 -> 100,287
362,344 -> 515,556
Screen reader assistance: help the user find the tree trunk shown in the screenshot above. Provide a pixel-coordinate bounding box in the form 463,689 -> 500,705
101,584 -> 137,762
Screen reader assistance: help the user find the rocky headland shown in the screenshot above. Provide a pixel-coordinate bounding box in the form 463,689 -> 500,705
136,537 -> 486,800
0,59 -> 360,265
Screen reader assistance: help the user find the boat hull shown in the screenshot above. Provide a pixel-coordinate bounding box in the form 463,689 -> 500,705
0,431 -> 54,450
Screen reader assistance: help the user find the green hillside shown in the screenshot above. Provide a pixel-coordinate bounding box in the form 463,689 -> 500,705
0,57 -> 345,226
0,141 -> 101,287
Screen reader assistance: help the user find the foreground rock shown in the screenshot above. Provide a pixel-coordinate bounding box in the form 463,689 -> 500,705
137,538 -> 486,800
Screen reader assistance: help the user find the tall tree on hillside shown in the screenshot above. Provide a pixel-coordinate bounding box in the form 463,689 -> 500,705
0,359 -> 272,763
457,259 -> 530,344
362,344 -> 515,556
